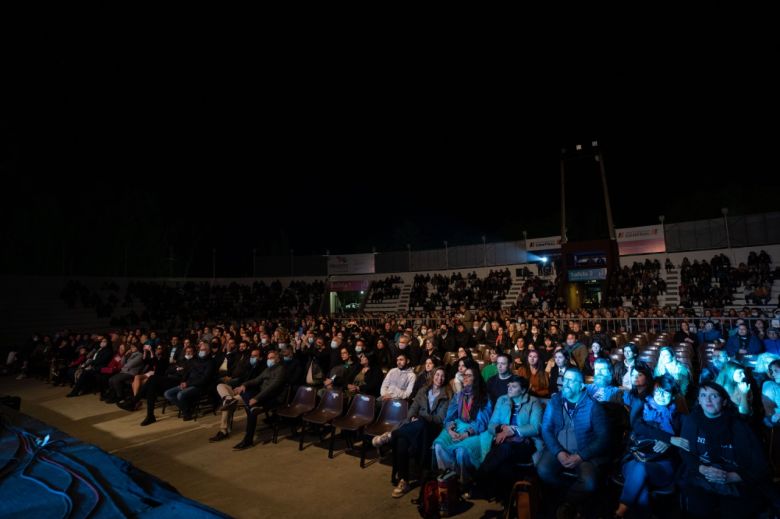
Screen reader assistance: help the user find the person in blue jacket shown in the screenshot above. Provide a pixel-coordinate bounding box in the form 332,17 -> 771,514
538,367 -> 610,517
725,322 -> 763,358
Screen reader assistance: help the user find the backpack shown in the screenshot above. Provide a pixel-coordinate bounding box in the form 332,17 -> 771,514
419,478 -> 440,518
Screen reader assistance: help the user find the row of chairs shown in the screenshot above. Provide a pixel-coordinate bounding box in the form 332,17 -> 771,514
271,387 -> 409,467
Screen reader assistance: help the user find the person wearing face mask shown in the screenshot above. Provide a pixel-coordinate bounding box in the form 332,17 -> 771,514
163,342 -> 215,421
328,335 -> 343,370
392,334 -> 420,367
346,352 -> 382,398
614,375 -> 687,518
230,351 -> 288,451
280,346 -> 304,390
209,349 -> 264,442
124,345 -> 196,425
470,321 -> 486,348
320,347 -> 358,396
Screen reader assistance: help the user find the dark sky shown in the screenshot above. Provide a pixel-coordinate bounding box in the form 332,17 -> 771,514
3,31 -> 779,277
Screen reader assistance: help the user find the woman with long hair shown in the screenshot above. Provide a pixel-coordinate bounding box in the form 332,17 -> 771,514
715,361 -> 753,417
432,366 -> 492,486
654,346 -> 691,396
377,366 -> 452,498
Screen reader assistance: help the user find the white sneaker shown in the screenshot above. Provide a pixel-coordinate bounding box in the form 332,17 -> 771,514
392,479 -> 410,498
372,431 -> 392,448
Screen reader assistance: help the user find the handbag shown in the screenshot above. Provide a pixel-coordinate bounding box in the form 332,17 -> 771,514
692,456 -> 740,497
627,434 -> 667,463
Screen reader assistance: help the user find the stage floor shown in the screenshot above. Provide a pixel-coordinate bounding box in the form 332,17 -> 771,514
1,377 -> 498,518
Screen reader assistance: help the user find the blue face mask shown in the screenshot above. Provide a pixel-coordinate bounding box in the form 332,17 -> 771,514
198,351 -> 207,359
308,337 -> 315,344
249,357 -> 258,367
266,359 -> 275,368
355,346 -> 363,353
283,356 -> 293,363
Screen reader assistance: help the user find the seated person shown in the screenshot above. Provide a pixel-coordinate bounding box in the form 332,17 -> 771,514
229,350 -> 287,451
613,343 -> 638,389
538,367 -> 609,518
375,366 -> 451,498
163,342 -> 215,421
614,374 -> 688,518
680,382 -> 772,519
700,349 -> 729,384
432,366 -> 492,487
654,346 -> 691,396
487,354 -> 513,405
516,350 -> 550,397
208,348 -> 264,442
380,353 -> 417,401
715,361 -> 753,417
585,358 -> 622,403
762,359 -> 780,426
346,351 -> 383,398
470,375 -> 543,503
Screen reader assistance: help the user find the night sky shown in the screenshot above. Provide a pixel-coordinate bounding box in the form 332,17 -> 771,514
3,33 -> 779,277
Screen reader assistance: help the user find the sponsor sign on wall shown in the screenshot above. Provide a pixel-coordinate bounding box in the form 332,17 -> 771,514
526,236 -> 562,251
616,225 -> 666,255
327,254 -> 376,275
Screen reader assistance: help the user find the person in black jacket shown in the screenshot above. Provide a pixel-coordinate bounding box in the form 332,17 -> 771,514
231,351 -> 287,451
680,381 -> 775,518
163,342 -> 215,421
347,351 -> 383,397
66,337 -> 114,397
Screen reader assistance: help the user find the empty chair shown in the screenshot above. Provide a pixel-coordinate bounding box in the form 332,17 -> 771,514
299,390 -> 344,451
329,394 -> 375,458
273,385 -> 316,444
360,398 -> 408,468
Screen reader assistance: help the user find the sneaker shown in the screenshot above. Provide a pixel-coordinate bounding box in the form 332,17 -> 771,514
209,430 -> 229,442
372,431 -> 392,448
392,479 -> 411,498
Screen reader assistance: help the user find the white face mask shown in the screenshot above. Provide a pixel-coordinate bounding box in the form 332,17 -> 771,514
331,341 -> 338,349
184,354 -> 193,360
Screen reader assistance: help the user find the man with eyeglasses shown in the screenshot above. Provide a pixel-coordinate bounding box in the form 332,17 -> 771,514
538,368 -> 609,519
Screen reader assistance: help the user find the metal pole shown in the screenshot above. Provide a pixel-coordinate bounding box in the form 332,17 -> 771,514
722,208 -> 735,264
444,241 -> 448,269
407,244 -> 411,271
560,155 -> 567,244
595,146 -> 616,241
482,235 -> 486,266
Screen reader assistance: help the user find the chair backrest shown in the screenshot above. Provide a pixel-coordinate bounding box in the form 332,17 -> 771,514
346,394 -> 375,420
290,385 -> 316,409
376,398 -> 408,426
318,389 -> 344,414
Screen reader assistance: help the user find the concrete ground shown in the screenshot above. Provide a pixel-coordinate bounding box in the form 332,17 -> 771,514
0,377 -> 500,519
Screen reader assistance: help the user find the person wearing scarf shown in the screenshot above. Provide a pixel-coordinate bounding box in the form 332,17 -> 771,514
432,365 -> 492,487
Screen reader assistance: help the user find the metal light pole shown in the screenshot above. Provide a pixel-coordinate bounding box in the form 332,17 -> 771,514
722,208 -> 735,264
481,235 -> 487,266
659,215 -> 666,252
594,142 -> 617,241
444,241 -> 448,269
407,243 -> 412,271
